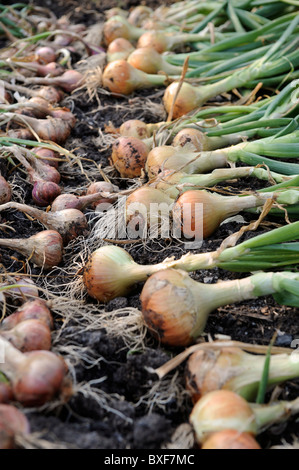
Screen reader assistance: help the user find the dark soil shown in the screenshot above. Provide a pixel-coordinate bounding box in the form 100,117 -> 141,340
1,0 -> 299,453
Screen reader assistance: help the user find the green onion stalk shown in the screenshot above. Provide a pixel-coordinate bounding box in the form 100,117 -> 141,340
145,130 -> 299,179
82,220 -> 299,303
163,15 -> 299,118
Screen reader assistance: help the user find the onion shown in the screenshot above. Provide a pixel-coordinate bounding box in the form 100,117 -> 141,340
127,47 -> 182,75
0,319 -> 52,352
119,119 -> 167,139
25,149 -> 61,184
185,346 -> 299,403
163,82 -> 201,119
103,15 -> 146,45
35,46 -> 57,65
0,404 -> 30,448
0,336 -> 68,406
136,30 -> 209,53
190,389 -> 299,445
102,60 -> 167,95
128,6 -> 153,26
6,145 -> 61,206
18,70 -> 84,93
0,202 -> 89,244
0,175 -> 11,204
33,147 -> 60,169
11,60 -> 64,78
0,230 -> 63,269
86,181 -> 120,208
1,299 -> 53,331
111,136 -> 151,177
3,82 -> 64,104
107,38 -> 135,63
172,189 -> 273,240
105,8 -> 128,19
125,186 -> 174,230
201,430 -> 261,450
3,112 -> 75,144
50,189 -> 118,212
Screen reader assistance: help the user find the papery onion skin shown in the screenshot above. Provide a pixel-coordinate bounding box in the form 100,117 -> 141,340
140,269 -> 207,347
32,180 -> 62,207
137,31 -> 170,53
201,430 -> 261,449
107,38 -> 135,62
1,299 -> 53,331
163,82 -> 200,119
82,245 -> 141,302
0,319 -> 52,352
172,128 -> 210,151
119,119 -> 151,139
111,136 -> 149,178
12,350 -> 68,407
0,404 -> 30,448
190,390 -> 258,444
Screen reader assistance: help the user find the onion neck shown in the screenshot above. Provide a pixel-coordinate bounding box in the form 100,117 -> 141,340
0,337 -> 24,377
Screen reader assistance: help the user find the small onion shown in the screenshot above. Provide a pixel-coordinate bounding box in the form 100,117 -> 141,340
0,230 -> 63,270
32,180 -> 62,207
0,202 -> 89,245
0,319 -> 52,352
128,6 -> 153,26
0,336 -> 68,406
1,299 -> 53,331
103,15 -> 146,45
102,60 -> 166,95
127,47 -> 182,75
0,383 -> 14,405
106,38 -> 135,63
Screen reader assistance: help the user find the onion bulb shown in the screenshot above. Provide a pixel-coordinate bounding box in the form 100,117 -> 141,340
1,299 -> 53,331
103,15 -> 146,45
172,189 -> 273,240
201,430 -> 261,449
107,38 -> 135,63
128,6 -> 153,26
140,269 -> 278,346
0,230 -> 63,269
0,319 -> 52,352
50,187 -> 118,212
0,202 -> 89,244
0,336 -> 68,406
185,346 -> 299,403
0,383 -> 14,405
86,181 -> 120,208
127,47 -> 182,75
111,136 -> 151,177
190,389 -> 299,445
102,60 -> 167,95
137,30 -> 210,53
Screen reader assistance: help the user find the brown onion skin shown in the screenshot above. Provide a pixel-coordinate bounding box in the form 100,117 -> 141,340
35,46 -> 56,65
137,31 -> 169,53
0,319 -> 52,352
111,136 -> 149,178
1,299 -> 53,331
107,38 -> 135,62
36,86 -> 64,104
0,175 -> 11,204
12,350 -> 68,407
201,430 -> 261,450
